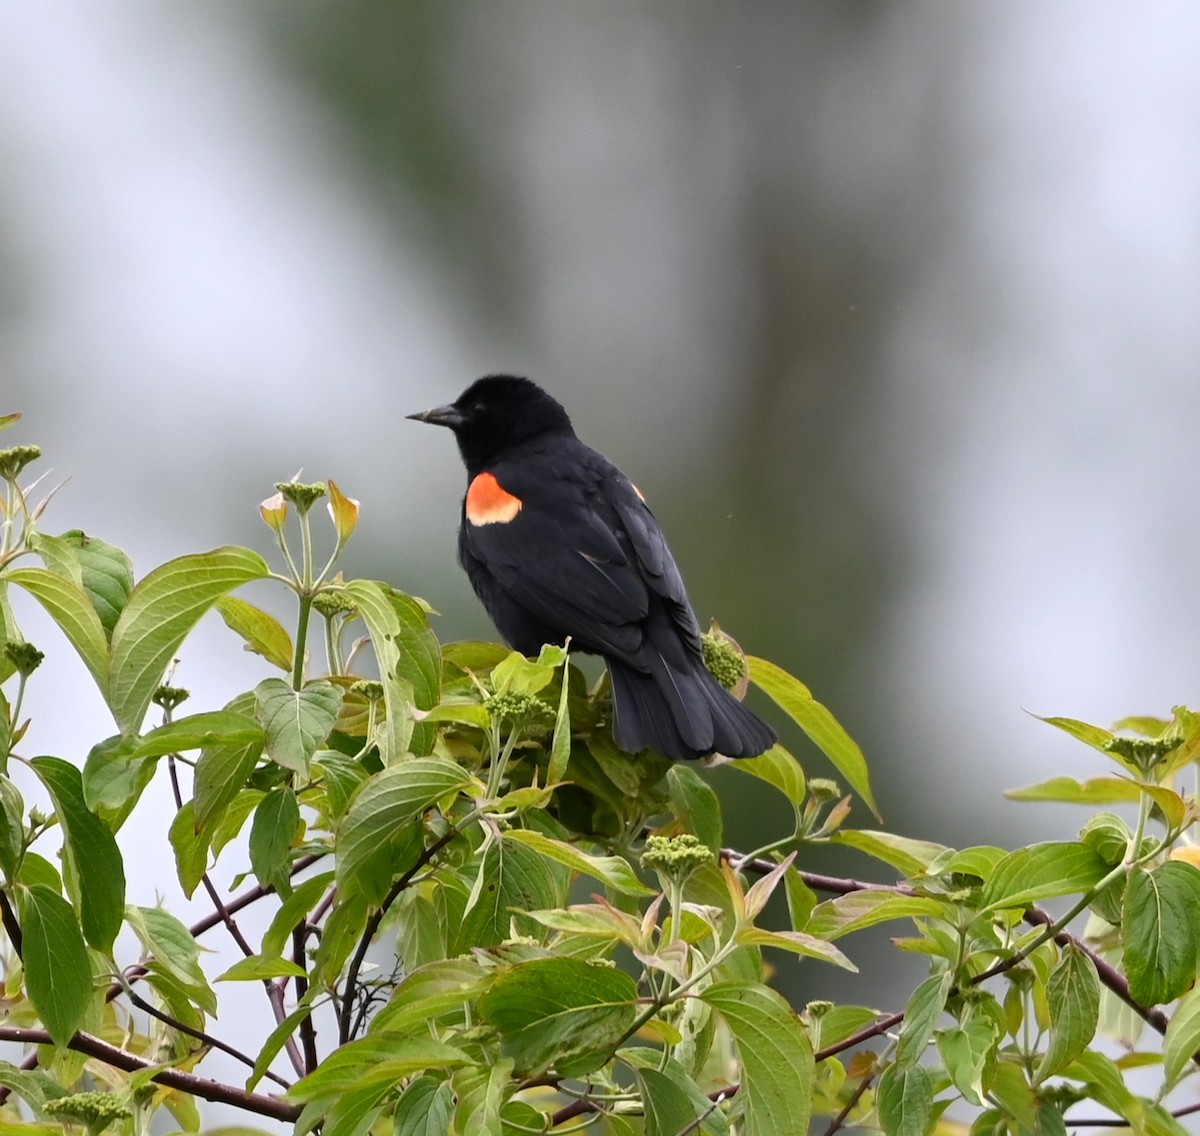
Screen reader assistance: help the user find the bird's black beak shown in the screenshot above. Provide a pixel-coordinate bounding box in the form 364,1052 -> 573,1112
406,403 -> 466,429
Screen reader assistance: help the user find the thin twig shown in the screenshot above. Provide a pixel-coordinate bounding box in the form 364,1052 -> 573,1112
0,1025 -> 300,1123
822,1070 -> 875,1136
125,989 -> 290,1090
815,1013 -> 905,1062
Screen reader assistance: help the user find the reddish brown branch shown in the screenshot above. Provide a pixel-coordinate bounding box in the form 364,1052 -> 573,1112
0,1026 -> 299,1123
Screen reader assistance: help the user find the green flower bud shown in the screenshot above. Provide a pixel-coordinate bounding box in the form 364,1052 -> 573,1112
275,480 -> 327,515
486,691 -> 554,730
807,778 -> 841,803
0,445 -> 41,482
4,641 -> 43,678
152,685 -> 190,712
312,590 -> 358,618
1106,734 -> 1180,776
805,999 -> 834,1020
641,833 -> 712,884
701,632 -> 747,691
44,1092 -> 132,1133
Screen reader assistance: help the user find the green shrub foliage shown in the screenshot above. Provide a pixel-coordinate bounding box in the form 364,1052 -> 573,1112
0,418 -> 1199,1135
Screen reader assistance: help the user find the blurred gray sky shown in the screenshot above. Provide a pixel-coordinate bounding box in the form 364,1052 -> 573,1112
2,2 -> 1200,1119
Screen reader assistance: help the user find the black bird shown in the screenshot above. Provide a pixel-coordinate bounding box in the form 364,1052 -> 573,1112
408,375 -> 776,761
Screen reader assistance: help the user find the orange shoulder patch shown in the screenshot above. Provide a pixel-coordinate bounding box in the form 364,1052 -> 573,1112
466,471 -> 523,525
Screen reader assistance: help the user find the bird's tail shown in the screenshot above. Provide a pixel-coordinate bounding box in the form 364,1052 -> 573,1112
608,655 -> 776,762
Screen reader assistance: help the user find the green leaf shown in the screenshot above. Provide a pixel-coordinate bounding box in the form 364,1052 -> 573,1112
323,1082 -> 389,1136
478,956 -> 638,1077
832,830 -> 949,875
29,756 -> 125,953
806,891 -> 946,940
547,656 -> 572,784
491,644 -> 565,696
214,595 -> 293,672
736,927 -> 856,970
168,800 -> 208,898
20,885 -> 92,1044
876,1063 -> 932,1136
246,989 -> 318,1091
249,788 -> 301,893
668,765 -> 723,855
981,842 -> 1110,911
313,751 -> 368,819
456,834 -> 565,950
55,530 -> 134,640
254,677 -> 342,775
6,568 -> 109,693
1035,945 -> 1100,1082
81,734 -> 154,821
1124,863 -> 1199,1006
0,778 -> 24,878
701,981 -> 814,1136
194,738 -> 263,833
633,1066 -> 712,1136
387,588 -> 442,756
108,547 -> 270,733
1164,983 -> 1200,1088
727,744 -> 807,809
369,959 -> 488,1036
341,580 -> 415,761
747,656 -> 878,818
125,905 -> 216,1015
1035,715 -> 1117,754
216,954 -> 308,982
935,1013 -> 996,1106
262,871 -> 335,958
441,640 -> 511,673
1063,1050 -> 1143,1127
286,1035 -> 470,1101
393,1077 -> 454,1136
452,1060 -> 511,1136
504,828 -> 652,896
314,892 -> 368,986
895,972 -> 951,1067
1006,776 -> 1142,805
133,710 -> 263,759
336,758 -> 472,904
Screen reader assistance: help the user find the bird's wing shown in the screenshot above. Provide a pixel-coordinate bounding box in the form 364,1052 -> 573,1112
460,464 -> 652,659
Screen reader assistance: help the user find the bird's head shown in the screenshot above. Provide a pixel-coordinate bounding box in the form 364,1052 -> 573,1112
408,375 -> 575,472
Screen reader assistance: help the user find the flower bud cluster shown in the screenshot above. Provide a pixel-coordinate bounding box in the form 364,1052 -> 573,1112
486,691 -> 554,730
0,444 -> 40,482
701,632 -> 746,691
641,833 -> 712,883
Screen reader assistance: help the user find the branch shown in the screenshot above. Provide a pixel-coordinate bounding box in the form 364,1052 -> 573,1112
0,1026 -> 300,1123
125,989 -> 290,1090
0,889 -> 22,958
294,923 -> 319,1074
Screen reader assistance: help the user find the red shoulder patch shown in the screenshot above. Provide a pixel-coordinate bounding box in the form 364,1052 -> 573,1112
466,471 -> 523,525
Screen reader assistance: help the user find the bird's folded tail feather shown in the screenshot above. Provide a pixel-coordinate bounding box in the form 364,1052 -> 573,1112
608,655 -> 776,762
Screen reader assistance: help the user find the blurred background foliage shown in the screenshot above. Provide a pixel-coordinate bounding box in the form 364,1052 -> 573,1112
2,0 -> 1200,1036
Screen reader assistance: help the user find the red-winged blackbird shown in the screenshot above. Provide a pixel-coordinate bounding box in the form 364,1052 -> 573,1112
409,375 -> 776,761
